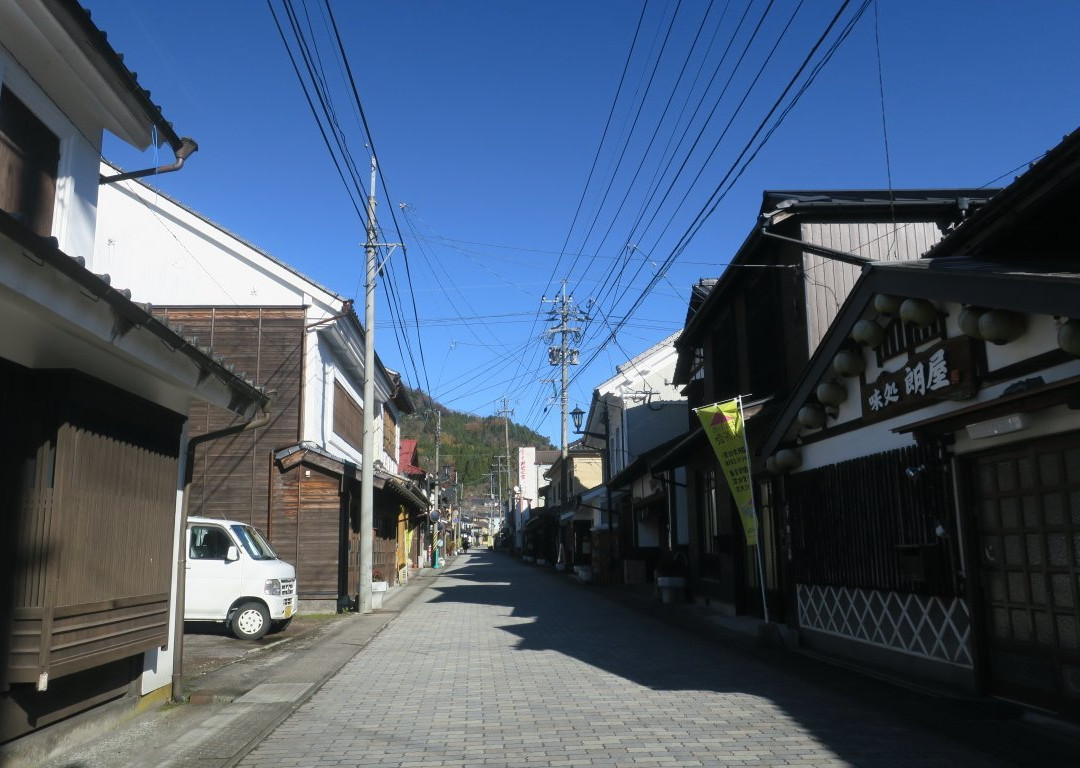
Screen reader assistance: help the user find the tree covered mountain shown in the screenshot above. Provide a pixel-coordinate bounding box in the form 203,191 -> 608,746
399,386 -> 554,499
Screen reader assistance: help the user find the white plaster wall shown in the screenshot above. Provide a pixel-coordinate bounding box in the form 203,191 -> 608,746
596,334 -> 686,473
517,447 -> 536,551
625,401 -> 687,458
92,176 -> 412,474
94,175 -> 340,310
0,48 -> 102,260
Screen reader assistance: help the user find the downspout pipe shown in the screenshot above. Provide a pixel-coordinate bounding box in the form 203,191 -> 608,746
100,137 -> 200,185
171,399 -> 272,702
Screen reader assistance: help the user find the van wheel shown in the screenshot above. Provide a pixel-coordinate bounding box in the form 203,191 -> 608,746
232,602 -> 270,640
269,617 -> 293,634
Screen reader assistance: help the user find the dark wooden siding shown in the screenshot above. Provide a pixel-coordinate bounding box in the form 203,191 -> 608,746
297,468 -> 341,598
786,443 -> 959,598
156,307 -> 304,527
271,463 -> 346,600
3,364 -> 181,739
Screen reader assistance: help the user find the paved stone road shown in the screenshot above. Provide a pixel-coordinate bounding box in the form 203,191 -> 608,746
237,553 -> 1062,767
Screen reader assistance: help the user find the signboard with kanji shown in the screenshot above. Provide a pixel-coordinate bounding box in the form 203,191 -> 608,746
859,336 -> 977,423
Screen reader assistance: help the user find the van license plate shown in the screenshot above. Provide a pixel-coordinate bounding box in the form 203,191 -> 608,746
284,605 -> 293,618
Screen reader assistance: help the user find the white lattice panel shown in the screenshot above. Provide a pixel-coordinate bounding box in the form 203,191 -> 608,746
798,584 -> 973,667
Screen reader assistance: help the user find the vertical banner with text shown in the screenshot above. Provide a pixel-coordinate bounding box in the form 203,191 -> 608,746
695,398 -> 757,545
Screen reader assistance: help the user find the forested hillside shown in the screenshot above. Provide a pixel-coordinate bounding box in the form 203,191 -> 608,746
400,387 -> 554,498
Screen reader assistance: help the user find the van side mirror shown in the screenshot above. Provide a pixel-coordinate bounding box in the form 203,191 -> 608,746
226,545 -> 240,562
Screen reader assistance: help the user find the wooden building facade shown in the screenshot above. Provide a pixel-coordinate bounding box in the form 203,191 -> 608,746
670,190 -> 998,621
761,127 -> 1080,718
151,306 -> 426,610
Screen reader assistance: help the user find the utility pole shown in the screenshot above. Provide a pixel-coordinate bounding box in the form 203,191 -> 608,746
497,397 -> 513,516
359,157 -> 378,614
543,281 -> 587,502
432,408 -> 441,568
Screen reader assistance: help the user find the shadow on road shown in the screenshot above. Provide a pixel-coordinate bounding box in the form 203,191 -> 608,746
428,551 -> 1077,768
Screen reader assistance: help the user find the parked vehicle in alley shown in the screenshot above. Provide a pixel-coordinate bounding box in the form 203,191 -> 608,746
185,516 -> 297,640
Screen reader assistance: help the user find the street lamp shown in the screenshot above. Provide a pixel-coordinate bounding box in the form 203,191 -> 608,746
571,405 -> 585,433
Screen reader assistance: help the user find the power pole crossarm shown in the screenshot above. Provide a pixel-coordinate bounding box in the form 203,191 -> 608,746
542,280 -> 589,504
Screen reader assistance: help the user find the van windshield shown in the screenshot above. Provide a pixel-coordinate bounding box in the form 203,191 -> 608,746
230,524 -> 279,561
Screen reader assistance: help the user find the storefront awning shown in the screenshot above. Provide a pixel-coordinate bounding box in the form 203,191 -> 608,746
273,441 -> 429,511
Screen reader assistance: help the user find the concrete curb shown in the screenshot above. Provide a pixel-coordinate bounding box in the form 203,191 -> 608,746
11,566 -> 449,768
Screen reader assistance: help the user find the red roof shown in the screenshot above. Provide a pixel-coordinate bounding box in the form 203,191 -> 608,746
399,438 -> 426,479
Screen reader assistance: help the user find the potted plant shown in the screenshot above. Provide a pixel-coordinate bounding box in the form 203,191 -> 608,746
371,568 -> 388,609
655,556 -> 687,604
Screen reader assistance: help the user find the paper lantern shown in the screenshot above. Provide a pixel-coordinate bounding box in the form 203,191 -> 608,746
816,380 -> 848,407
1059,319 -> 1080,357
833,348 -> 865,377
797,404 -> 826,429
978,309 -> 1027,345
957,306 -> 985,339
775,449 -> 802,472
873,294 -> 902,316
900,298 -> 937,328
851,319 -> 885,348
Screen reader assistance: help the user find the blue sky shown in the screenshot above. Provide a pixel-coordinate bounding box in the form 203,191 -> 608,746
86,0 -> 1080,446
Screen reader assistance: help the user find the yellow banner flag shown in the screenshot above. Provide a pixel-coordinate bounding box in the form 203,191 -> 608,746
695,399 -> 758,544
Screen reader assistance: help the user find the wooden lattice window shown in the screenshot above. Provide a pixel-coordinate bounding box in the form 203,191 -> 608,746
876,315 -> 947,366
333,381 -> 362,451
382,405 -> 397,458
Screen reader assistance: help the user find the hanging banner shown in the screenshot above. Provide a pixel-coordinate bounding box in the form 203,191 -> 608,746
695,399 -> 758,544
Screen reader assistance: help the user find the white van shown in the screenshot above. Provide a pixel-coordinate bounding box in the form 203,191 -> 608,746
185,516 -> 297,640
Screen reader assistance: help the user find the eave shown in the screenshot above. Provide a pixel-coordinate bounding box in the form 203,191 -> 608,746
3,0 -> 182,151
0,210 -> 267,417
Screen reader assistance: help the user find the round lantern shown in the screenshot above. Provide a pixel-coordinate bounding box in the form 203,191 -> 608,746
797,404 -> 826,430
832,348 -> 865,377
816,380 -> 848,407
775,448 -> 803,472
1059,319 -> 1080,357
978,309 -> 1027,345
957,306 -> 985,339
851,318 -> 885,348
873,294 -> 902,316
900,298 -> 937,328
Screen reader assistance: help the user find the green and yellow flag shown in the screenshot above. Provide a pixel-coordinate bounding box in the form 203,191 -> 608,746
695,399 -> 758,544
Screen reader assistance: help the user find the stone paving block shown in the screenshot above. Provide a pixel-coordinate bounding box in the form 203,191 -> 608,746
231,554 -> 1058,767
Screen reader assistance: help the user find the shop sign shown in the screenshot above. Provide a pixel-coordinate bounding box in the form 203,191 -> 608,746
860,336 -> 976,423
